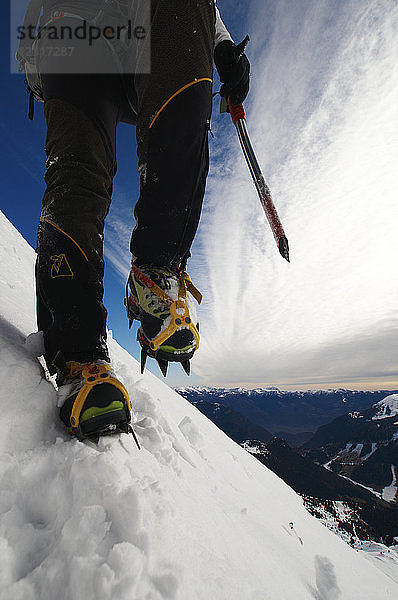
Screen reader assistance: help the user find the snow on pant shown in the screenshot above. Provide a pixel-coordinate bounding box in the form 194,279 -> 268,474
36,1 -> 215,371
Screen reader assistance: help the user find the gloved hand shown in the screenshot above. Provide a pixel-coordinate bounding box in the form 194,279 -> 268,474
214,36 -> 250,105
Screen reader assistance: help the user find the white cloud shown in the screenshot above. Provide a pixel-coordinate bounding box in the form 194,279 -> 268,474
191,0 -> 398,387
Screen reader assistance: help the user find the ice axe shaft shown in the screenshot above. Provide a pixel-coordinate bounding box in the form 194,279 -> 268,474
226,98 -> 290,262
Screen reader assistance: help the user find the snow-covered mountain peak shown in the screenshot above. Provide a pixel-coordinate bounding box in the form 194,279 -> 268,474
373,395 -> 398,421
1,210 -> 398,598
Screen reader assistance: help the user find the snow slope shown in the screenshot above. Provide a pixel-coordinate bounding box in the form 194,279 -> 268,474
1,209 -> 398,599
373,395 -> 398,420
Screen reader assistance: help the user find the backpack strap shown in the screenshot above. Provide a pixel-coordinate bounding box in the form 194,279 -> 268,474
16,0 -> 43,72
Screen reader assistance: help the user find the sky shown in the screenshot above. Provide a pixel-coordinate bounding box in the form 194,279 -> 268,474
1,0 -> 398,390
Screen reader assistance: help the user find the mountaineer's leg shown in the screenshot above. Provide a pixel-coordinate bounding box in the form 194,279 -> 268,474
126,0 -> 216,375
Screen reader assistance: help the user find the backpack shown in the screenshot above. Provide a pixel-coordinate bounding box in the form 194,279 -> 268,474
16,0 -> 145,119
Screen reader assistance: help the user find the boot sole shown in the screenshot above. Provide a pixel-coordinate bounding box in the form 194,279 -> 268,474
71,409 -> 130,440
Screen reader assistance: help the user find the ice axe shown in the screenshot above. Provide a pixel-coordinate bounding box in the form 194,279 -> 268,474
220,37 -> 290,262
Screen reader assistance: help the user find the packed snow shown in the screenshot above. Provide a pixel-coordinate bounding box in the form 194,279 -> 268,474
360,442 -> 378,461
351,443 -> 363,455
382,466 -> 398,503
1,209 -> 398,599
352,542 -> 398,585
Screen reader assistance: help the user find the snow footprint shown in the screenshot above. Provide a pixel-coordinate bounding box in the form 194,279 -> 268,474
178,416 -> 202,448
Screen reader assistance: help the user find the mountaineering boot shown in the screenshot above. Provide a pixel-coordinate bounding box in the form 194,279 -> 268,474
58,361 -> 137,443
125,262 -> 202,376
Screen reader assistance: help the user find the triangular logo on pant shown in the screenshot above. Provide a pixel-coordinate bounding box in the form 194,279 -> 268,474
50,254 -> 74,278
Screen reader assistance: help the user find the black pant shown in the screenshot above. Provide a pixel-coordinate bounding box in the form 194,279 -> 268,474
36,0 -> 215,370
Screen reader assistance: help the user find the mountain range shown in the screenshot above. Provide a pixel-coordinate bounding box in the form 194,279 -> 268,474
176,386 -> 397,441
300,395 -> 398,500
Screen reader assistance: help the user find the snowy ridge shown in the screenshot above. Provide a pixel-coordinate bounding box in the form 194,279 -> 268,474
175,386 -> 385,395
373,395 -> 398,421
1,210 -> 398,598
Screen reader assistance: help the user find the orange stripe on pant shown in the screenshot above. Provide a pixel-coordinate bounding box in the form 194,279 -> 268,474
40,217 -> 89,263
149,78 -> 213,129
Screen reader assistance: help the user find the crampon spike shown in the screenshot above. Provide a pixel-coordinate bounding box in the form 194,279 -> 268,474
78,423 -> 140,449
181,360 -> 191,376
140,349 -> 148,374
88,434 -> 100,445
128,425 -> 141,450
157,358 -> 169,377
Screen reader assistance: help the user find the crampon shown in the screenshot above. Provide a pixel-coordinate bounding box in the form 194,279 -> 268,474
58,361 -> 140,447
125,263 -> 202,377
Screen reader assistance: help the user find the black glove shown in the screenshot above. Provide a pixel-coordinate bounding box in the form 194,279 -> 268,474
214,36 -> 250,105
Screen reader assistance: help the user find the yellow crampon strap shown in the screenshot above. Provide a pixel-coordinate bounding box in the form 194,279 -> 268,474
183,272 -> 203,305
69,364 -> 131,429
131,263 -> 174,306
131,265 -> 202,353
